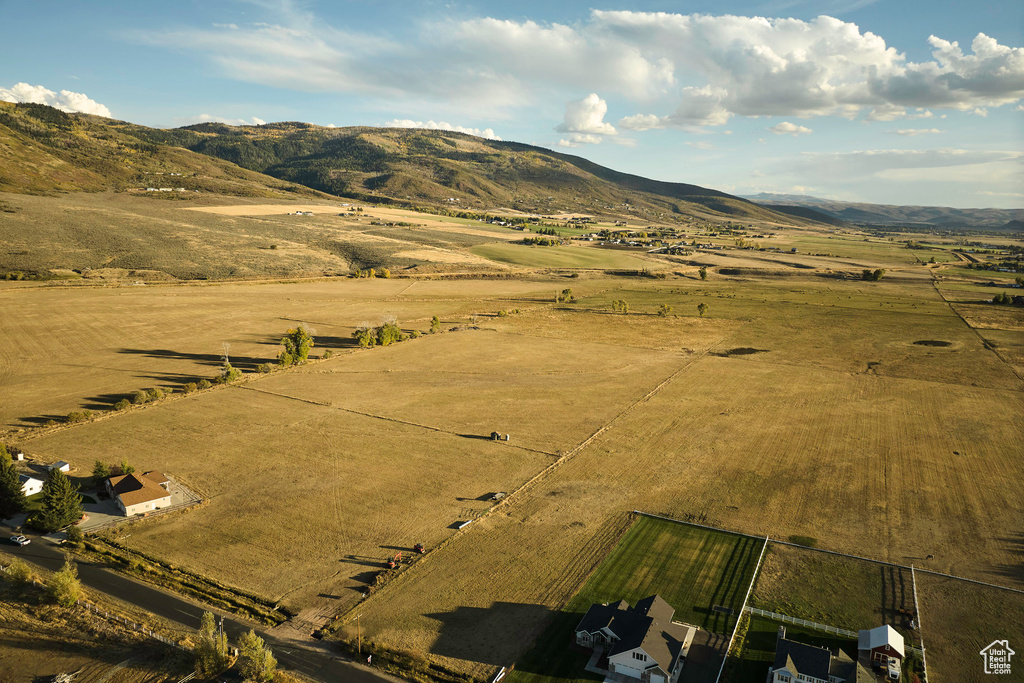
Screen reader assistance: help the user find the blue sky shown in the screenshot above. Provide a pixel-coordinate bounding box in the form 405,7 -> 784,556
1,0 -> 1022,208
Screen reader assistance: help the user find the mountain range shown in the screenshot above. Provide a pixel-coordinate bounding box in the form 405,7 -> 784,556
743,192 -> 1023,231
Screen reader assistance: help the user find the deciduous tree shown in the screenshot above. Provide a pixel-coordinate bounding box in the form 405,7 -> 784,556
46,557 -> 81,607
697,302 -> 709,318
238,629 -> 277,681
194,611 -> 230,675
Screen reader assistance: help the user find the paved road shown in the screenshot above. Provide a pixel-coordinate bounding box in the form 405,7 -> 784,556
1,535 -> 397,683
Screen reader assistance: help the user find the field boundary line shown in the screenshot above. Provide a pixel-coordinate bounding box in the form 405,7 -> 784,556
635,511 -> 1024,597
930,278 -> 1024,384
714,535 -> 769,683
237,385 -> 559,457
911,565 -> 929,680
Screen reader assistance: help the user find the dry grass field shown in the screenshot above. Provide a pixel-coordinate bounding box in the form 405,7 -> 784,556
916,573 -> 1024,683
751,544 -> 918,638
2,221 -> 1022,682
0,277 -> 585,431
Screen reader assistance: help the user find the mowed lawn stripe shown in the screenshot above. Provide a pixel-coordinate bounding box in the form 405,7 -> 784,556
508,516 -> 763,683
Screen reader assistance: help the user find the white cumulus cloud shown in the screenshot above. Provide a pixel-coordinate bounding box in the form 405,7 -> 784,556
769,122 -> 813,136
0,82 -> 111,117
383,119 -> 500,140
555,93 -> 617,136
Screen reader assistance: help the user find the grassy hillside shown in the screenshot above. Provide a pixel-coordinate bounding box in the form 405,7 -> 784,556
120,121 -> 813,225
0,101 -> 325,198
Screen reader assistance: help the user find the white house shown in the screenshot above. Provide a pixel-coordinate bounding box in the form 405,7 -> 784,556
48,461 -> 71,473
18,474 -> 43,497
106,471 -> 172,516
575,595 -> 696,683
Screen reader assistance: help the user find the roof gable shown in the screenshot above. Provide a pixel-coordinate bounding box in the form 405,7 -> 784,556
858,625 -> 905,658
773,638 -> 832,680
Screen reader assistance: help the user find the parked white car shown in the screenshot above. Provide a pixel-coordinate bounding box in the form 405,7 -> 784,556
9,535 -> 30,546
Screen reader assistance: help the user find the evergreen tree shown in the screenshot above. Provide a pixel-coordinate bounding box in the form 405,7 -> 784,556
92,460 -> 109,485
0,445 -> 27,520
238,629 -> 277,681
37,468 -> 83,532
430,315 -> 441,334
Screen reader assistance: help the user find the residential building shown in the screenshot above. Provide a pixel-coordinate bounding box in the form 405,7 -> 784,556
106,471 -> 172,516
575,595 -> 696,683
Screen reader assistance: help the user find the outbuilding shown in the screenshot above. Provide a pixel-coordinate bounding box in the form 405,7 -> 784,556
18,474 -> 43,497
48,461 -> 71,473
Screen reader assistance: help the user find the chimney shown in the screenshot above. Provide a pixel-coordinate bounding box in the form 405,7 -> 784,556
778,625 -> 787,641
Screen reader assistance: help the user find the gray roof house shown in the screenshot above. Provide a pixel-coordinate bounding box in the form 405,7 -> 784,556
575,595 -> 696,683
769,626 -> 860,683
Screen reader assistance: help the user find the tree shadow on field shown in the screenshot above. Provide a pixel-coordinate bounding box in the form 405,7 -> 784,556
426,603 -> 553,666
991,532 -> 1024,585
256,333 -> 359,350
118,348 -> 271,371
17,413 -> 66,426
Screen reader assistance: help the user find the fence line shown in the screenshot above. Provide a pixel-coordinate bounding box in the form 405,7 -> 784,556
911,566 -> 929,681
75,599 -> 186,650
714,534 -> 770,683
744,607 -> 924,657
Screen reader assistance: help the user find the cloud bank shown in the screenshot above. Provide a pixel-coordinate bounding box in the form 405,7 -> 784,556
141,8 -> 1024,127
383,119 -> 500,140
0,82 -> 111,117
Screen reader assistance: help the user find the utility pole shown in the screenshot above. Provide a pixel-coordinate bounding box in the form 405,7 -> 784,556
356,613 -> 361,656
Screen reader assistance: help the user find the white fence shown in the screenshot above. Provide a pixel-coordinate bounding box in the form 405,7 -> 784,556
745,607 -> 924,656
76,599 -> 185,650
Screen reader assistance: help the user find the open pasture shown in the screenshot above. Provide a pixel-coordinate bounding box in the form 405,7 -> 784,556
507,516 -> 764,683
351,276 -> 1023,678
18,316 -> 698,610
471,242 -> 665,270
0,276 -> 579,431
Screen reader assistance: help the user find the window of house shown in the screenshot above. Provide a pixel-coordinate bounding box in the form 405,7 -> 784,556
632,652 -> 646,661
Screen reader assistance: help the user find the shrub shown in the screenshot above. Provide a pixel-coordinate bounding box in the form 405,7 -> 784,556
256,363 -> 273,373
698,266 -> 708,280
65,524 -> 84,548
113,398 -> 130,411
4,558 -> 34,585
197,379 -> 212,390
65,410 -> 91,424
321,350 -> 333,359
611,299 -> 628,314
145,387 -> 164,402
697,302 -> 709,318
658,304 -> 673,317
132,390 -> 148,405
430,316 -> 441,334
409,330 -> 421,339
182,382 -> 198,394
497,309 -> 508,317
46,558 -> 82,607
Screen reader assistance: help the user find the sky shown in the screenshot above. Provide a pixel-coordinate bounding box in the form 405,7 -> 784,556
1,0 -> 1022,208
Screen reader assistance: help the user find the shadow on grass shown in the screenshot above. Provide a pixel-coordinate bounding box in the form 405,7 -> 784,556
117,348 -> 271,371
426,603 -> 562,670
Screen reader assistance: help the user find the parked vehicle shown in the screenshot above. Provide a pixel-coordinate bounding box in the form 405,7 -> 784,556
10,535 -> 30,546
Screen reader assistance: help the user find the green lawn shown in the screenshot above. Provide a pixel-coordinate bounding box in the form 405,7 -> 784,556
507,515 -> 765,683
471,243 -> 662,270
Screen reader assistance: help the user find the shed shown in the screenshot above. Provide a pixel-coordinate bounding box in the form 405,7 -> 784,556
48,461 -> 71,472
18,474 -> 43,497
